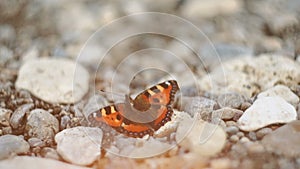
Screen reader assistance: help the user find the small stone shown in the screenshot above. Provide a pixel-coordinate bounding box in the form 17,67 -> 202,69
10,103 -> 34,129
0,108 -> 12,126
262,120 -> 300,158
225,126 -> 239,135
0,156 -> 91,169
225,121 -> 237,126
210,158 -> 231,169
2,127 -> 12,135
236,132 -> 244,138
28,137 -> 45,147
240,137 -> 250,143
247,131 -> 257,141
176,118 -> 227,157
15,58 -> 89,104
240,102 -> 252,111
256,128 -> 273,140
229,135 -> 239,143
26,109 -> 59,144
258,84 -> 299,107
0,135 -> 30,160
212,107 -> 243,120
60,115 -> 71,130
40,147 -> 60,160
181,96 -> 217,119
246,142 -> 265,154
55,126 -> 102,165
217,93 -> 246,109
238,97 -> 297,131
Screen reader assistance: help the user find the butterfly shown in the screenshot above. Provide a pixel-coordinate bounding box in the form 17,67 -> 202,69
88,80 -> 179,138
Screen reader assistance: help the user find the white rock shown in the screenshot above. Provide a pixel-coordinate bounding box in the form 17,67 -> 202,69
199,54 -> 300,98
257,85 -> 299,107
238,96 -> 297,131
15,58 -> 89,104
199,68 -> 258,98
55,126 -> 102,165
176,116 -> 227,157
262,120 -> 300,158
106,134 -> 174,158
0,135 -> 30,160
128,138 -> 173,158
154,110 -> 191,138
0,156 -> 91,169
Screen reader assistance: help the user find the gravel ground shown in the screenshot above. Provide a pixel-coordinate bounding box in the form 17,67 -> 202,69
0,0 -> 300,169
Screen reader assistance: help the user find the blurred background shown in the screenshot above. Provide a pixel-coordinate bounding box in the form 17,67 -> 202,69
1,0 -> 299,70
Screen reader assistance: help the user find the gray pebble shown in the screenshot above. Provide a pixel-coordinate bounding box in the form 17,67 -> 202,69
217,92 -> 246,109
240,102 -> 252,111
26,109 -> 59,144
212,107 -> 243,120
229,135 -> 239,142
225,126 -> 239,135
0,134 -> 30,160
2,126 -> 12,135
28,137 -> 45,147
41,147 -> 60,160
256,128 -> 273,139
60,115 -> 70,130
0,108 -> 12,127
248,131 -> 257,141
236,132 -> 244,138
240,137 -> 250,143
225,121 -> 237,126
10,103 -> 34,129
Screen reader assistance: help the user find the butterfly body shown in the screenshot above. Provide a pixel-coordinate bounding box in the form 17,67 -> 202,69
88,80 -> 179,138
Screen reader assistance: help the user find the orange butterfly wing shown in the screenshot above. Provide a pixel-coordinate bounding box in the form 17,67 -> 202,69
88,80 -> 179,138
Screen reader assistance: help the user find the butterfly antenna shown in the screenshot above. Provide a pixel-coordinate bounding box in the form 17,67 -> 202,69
97,89 -> 125,96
